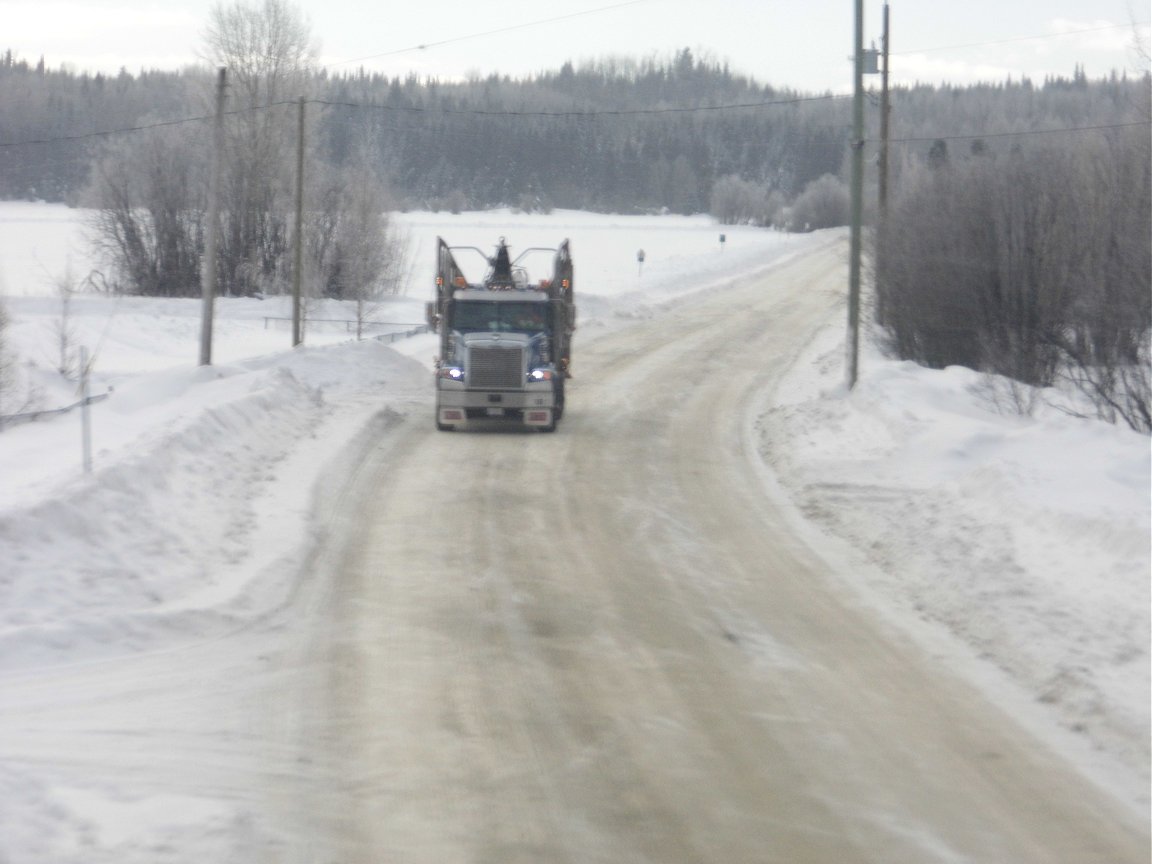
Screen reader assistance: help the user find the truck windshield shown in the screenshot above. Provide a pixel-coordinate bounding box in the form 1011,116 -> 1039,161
451,301 -> 549,333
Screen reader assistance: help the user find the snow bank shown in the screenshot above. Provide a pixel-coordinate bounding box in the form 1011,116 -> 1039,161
0,339 -> 429,670
757,319 -> 1151,808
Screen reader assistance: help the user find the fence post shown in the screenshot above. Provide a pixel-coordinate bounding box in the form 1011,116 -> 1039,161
80,345 -> 92,473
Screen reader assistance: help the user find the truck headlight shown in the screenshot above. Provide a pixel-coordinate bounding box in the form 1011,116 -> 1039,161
438,366 -> 464,380
528,368 -> 553,381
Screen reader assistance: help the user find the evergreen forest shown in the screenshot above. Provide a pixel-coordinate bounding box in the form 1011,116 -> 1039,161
1,48 -> 1146,218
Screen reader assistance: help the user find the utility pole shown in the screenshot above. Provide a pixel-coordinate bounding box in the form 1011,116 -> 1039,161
200,67 -> 226,366
291,95 -> 305,347
878,2 -> 892,214
875,2 -> 893,329
847,0 -> 865,389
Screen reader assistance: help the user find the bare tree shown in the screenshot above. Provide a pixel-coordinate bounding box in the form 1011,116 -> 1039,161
875,125 -> 1150,432
201,0 -> 317,297
0,300 -> 40,427
202,0 -> 315,106
877,147 -> 1073,382
308,141 -> 409,336
710,175 -> 779,226
791,174 -> 849,231
86,0 -> 404,317
0,299 -> 15,423
51,268 -> 81,378
87,119 -> 208,297
1049,123 -> 1151,432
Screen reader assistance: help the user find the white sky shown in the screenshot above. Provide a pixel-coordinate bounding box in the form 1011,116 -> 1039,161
1,0 -> 1149,92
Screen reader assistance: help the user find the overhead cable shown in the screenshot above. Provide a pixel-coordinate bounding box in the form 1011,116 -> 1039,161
325,0 -> 649,67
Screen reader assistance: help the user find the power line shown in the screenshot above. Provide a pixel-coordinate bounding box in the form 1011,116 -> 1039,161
0,102 -> 298,149
872,119 -> 1150,145
0,113 -> 215,148
324,0 -> 649,68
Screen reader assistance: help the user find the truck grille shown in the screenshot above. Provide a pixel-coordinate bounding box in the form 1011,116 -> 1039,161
470,345 -> 524,389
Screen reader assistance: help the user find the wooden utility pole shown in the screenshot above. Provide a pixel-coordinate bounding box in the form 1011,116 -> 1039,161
200,67 -> 226,366
847,0 -> 865,389
878,2 -> 892,214
291,96 -> 305,347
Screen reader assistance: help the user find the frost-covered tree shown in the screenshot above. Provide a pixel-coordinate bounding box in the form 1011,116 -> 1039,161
711,175 -> 770,225
790,174 -> 849,231
51,268 -> 83,379
87,117 -> 208,297
308,141 -> 406,303
0,299 -> 38,426
0,299 -> 15,420
875,123 -> 1151,432
201,0 -> 318,296
86,0 -> 402,304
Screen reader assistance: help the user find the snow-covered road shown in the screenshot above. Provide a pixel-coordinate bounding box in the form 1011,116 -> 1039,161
276,235 -> 1141,862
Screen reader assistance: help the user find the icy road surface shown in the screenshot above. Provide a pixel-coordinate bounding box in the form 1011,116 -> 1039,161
286,238 -> 1143,861
2,236 -> 1145,862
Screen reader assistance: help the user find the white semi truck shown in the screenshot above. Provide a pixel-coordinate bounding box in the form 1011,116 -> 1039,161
426,237 -> 575,432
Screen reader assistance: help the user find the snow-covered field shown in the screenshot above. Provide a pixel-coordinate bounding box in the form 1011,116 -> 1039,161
0,202 -> 1147,858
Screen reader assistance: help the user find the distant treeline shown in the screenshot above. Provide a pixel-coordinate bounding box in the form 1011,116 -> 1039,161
1,48 -> 1146,217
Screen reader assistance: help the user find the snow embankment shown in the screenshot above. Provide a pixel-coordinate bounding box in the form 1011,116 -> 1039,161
756,320 -> 1151,810
0,340 -> 428,671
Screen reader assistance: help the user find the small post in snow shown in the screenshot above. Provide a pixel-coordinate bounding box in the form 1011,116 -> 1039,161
80,345 -> 92,474
637,248 -> 645,277
719,233 -> 726,252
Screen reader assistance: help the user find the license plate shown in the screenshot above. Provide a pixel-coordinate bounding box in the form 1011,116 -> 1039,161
485,407 -> 505,417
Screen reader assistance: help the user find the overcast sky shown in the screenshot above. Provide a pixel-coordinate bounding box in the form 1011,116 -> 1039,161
3,0 -> 1148,92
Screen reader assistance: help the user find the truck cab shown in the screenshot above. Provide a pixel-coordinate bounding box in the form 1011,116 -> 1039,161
427,238 -> 575,432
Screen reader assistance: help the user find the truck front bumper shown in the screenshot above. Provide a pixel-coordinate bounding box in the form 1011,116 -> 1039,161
436,385 -> 556,426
